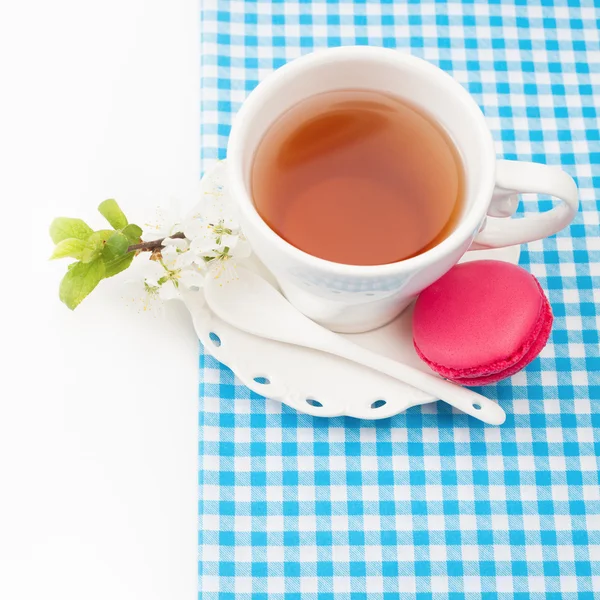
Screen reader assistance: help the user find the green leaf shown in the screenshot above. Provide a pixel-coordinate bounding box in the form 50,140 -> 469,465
98,199 -> 128,229
103,252 -> 135,278
59,259 -> 105,310
50,218 -> 93,244
122,223 -> 143,244
81,241 -> 102,263
103,232 -> 130,260
81,229 -> 113,263
88,229 -> 114,243
50,238 -> 87,260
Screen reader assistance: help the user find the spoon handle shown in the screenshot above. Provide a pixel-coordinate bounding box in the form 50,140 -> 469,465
317,335 -> 506,425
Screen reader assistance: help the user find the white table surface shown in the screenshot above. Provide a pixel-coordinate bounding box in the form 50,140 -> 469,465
1,2 -> 199,598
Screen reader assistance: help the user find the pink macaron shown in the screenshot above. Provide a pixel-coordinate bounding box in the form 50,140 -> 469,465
413,260 -> 553,385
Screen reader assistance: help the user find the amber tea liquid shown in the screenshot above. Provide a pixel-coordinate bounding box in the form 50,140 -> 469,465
251,90 -> 464,266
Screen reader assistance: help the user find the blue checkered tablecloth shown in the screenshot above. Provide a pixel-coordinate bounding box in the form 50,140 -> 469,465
198,1 -> 600,598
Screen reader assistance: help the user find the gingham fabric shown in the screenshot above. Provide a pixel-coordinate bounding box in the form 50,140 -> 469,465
198,1 -> 600,597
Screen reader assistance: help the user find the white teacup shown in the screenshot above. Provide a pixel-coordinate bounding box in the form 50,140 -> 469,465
227,46 -> 578,333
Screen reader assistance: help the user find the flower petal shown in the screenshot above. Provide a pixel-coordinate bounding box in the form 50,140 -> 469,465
160,245 -> 180,268
142,201 -> 187,242
163,237 -> 189,250
141,229 -> 167,242
190,235 -> 219,255
182,217 -> 208,240
140,259 -> 167,287
179,269 -> 205,290
158,281 -> 180,301
175,250 -> 196,269
121,280 -> 165,316
218,233 -> 239,250
230,238 -> 252,259
167,222 -> 184,237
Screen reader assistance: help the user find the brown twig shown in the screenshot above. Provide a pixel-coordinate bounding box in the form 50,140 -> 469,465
127,232 -> 185,253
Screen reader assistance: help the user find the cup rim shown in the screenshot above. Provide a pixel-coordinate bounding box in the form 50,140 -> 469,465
228,46 -> 496,278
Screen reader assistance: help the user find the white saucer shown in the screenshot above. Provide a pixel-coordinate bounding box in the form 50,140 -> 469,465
185,163 -> 520,420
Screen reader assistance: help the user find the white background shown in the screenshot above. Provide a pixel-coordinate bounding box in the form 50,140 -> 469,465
1,2 -> 199,598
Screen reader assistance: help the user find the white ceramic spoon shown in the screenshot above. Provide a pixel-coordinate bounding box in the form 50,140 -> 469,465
204,267 -> 506,425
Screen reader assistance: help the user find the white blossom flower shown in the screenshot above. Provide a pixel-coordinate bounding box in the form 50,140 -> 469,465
183,162 -> 248,256
123,285 -> 164,315
184,205 -> 241,254
122,255 -> 165,315
162,236 -> 189,251
201,237 -> 252,280
183,171 -> 251,271
183,202 -> 235,235
131,161 -> 252,307
140,256 -> 166,289
141,200 -> 186,242
156,246 -> 205,299
188,226 -> 246,257
134,244 -> 205,304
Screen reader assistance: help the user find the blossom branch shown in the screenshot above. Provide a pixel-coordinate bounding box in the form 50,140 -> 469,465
50,172 -> 251,310
127,232 -> 186,253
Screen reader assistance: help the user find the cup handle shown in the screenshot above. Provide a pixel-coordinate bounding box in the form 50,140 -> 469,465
470,159 -> 578,250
